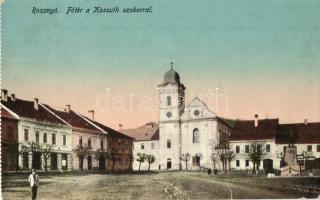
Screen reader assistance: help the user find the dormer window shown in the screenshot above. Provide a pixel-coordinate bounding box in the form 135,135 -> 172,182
166,96 -> 172,106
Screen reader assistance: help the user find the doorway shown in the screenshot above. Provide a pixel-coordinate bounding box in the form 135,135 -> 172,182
88,155 -> 92,170
99,157 -> 106,170
51,153 -> 58,170
32,152 -> 42,170
167,158 -> 172,169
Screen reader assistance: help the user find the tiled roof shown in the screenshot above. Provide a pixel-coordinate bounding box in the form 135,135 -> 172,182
1,98 -> 66,125
44,105 -> 101,132
121,122 -> 159,141
276,122 -> 320,144
230,118 -> 279,141
82,116 -> 134,140
1,107 -> 18,119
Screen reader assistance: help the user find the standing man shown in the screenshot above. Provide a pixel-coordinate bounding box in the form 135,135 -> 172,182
28,169 -> 40,200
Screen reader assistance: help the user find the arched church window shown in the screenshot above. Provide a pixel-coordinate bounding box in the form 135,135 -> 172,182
166,96 -> 172,106
193,128 -> 199,143
167,139 -> 171,149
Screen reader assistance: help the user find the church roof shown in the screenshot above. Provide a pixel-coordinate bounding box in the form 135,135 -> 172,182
121,122 -> 159,141
158,62 -> 184,87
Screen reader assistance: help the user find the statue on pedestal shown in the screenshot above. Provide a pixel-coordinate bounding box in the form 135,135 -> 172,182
280,130 -> 300,176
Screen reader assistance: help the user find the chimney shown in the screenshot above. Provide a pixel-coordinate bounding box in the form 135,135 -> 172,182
1,89 -> 8,102
304,119 -> 308,125
254,114 -> 259,127
119,124 -> 123,130
88,110 -> 95,121
11,94 -> 16,101
66,105 -> 71,113
34,98 -> 39,110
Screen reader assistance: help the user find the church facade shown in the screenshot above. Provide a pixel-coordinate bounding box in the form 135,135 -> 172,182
124,65 -> 230,170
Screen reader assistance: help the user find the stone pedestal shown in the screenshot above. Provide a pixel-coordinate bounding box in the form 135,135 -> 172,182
280,146 -> 300,176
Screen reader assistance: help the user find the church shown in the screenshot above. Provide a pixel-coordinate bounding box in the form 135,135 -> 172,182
122,63 -> 231,171
122,63 -> 320,173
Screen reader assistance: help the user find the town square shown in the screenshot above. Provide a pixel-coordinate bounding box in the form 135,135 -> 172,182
2,0 -> 320,199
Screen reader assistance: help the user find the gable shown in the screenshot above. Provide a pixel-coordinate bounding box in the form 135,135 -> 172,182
181,97 -> 216,121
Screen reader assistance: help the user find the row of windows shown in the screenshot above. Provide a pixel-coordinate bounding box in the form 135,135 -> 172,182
235,144 -> 271,154
235,144 -> 320,154
283,145 -> 320,153
79,136 -> 104,149
140,142 -> 155,150
236,160 -> 250,167
24,129 -> 66,146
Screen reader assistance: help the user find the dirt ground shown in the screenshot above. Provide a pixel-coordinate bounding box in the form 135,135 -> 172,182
2,172 -> 320,199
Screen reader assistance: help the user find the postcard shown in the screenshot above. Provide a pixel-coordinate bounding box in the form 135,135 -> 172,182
1,0 -> 320,199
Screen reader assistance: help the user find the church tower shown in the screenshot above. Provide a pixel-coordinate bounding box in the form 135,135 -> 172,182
158,62 -> 185,170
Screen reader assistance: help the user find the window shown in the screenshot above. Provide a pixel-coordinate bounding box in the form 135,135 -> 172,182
63,135 -> 66,146
166,96 -> 171,106
100,140 -> 104,149
236,160 -> 240,167
245,145 -> 249,153
35,131 -> 40,143
193,128 -> 199,143
43,133 -> 47,143
125,143 -> 128,149
24,129 -> 29,141
266,144 -> 271,153
245,160 -> 249,167
79,136 -> 83,146
52,133 -> 56,145
141,143 -> 144,150
167,140 -> 171,149
317,145 -> 320,152
307,145 -> 312,152
194,109 -> 200,116
88,137 -> 92,148
151,143 -> 155,149
236,145 -> 240,154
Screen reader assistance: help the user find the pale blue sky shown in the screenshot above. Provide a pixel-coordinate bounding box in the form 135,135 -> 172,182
2,0 -> 320,128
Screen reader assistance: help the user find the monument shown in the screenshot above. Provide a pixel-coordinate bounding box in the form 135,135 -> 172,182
280,130 -> 300,176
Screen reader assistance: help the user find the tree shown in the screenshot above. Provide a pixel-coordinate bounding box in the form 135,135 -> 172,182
17,143 -> 29,171
38,144 -> 54,172
108,152 -> 117,172
226,151 -> 236,171
136,153 -> 146,171
210,153 -> 218,170
180,153 -> 191,170
248,142 -> 266,173
75,145 -> 89,171
217,149 -> 227,173
95,148 -> 107,170
146,154 -> 156,171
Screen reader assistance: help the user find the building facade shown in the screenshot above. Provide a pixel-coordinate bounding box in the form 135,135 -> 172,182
122,122 -> 160,171
1,107 -> 19,171
124,66 -> 227,171
1,90 -> 73,171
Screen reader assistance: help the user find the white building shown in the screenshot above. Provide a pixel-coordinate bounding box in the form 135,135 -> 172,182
1,91 -> 73,171
123,64 -> 320,172
122,122 -> 160,171
124,65 -> 230,171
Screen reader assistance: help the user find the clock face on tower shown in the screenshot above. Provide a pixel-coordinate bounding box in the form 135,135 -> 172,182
166,111 -> 172,118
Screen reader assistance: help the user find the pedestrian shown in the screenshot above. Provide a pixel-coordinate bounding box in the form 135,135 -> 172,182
28,169 -> 40,200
